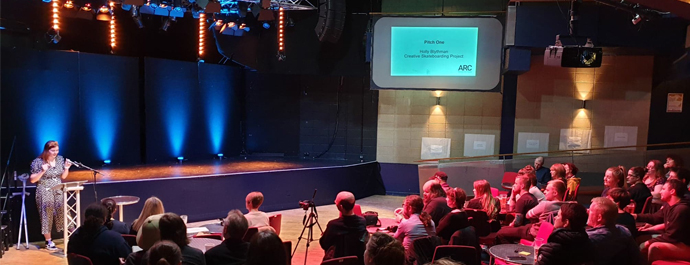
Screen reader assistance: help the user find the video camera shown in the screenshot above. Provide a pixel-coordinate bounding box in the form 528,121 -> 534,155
299,200 -> 315,210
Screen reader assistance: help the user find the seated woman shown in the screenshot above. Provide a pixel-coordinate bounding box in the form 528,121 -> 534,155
393,195 -> 436,264
146,240 -> 182,265
643,159 -> 666,198
246,230 -> 287,265
159,213 -> 206,265
130,196 -> 165,235
436,188 -> 469,242
563,163 -> 580,201
68,203 -> 131,265
606,187 -> 637,238
101,198 -> 129,234
664,154 -> 684,179
627,167 -> 652,213
602,166 -> 626,197
550,164 -> 566,182
466,180 -> 500,221
364,232 -> 405,265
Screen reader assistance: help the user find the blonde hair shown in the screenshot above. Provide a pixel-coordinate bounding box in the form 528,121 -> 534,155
550,164 -> 566,181
473,180 -> 498,219
132,197 -> 165,232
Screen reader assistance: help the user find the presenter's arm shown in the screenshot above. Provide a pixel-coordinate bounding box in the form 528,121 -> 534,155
30,163 -> 50,183
61,160 -> 73,179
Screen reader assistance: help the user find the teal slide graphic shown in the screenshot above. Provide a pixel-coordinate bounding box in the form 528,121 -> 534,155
391,27 -> 478,76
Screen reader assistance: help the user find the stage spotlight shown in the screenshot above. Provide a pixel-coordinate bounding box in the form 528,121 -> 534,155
632,13 -> 642,25
161,16 -> 175,31
132,7 -> 144,28
217,153 -> 224,158
177,156 -> 184,163
43,0 -> 51,3
121,4 -> 132,11
47,29 -> 61,43
263,22 -> 270,29
64,1 -> 74,9
96,6 -> 111,21
81,4 -> 92,12
104,159 -> 112,164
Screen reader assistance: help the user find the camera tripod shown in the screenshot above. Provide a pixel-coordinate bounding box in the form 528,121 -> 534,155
292,194 -> 323,265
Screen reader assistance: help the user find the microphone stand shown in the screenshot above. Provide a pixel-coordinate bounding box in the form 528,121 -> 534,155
72,161 -> 107,202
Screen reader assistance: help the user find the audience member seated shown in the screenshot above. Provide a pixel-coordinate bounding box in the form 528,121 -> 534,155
606,188 -> 637,238
364,232 -> 405,265
393,195 -> 436,264
246,230 -> 287,265
664,154 -> 684,179
669,168 -> 690,200
549,164 -> 566,182
466,180 -> 500,221
243,191 -> 274,232
522,166 -> 546,202
586,197 -> 640,265
319,191 -> 368,264
68,203 -> 132,265
602,166 -> 627,197
126,214 -> 163,265
644,160 -> 667,198
497,180 -> 565,244
146,240 -> 182,265
131,196 -> 165,235
633,179 -> 690,264
534,157 -> 551,190
432,171 -> 451,192
506,175 -> 539,227
422,180 -> 451,226
563,163 -> 580,200
436,188 -> 469,242
627,167 -> 652,213
205,210 -> 250,265
535,203 -> 593,265
159,213 -> 205,265
102,198 -> 130,235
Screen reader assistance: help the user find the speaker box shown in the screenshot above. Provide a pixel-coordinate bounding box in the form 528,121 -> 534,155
314,0 -> 346,43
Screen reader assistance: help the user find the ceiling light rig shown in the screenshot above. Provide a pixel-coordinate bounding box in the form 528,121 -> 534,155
110,1 -> 116,50
199,12 -> 206,57
277,6 -> 285,61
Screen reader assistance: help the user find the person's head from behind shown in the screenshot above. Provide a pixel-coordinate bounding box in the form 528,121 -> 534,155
245,191 -> 264,212
661,179 -> 686,203
550,164 -> 566,181
40,140 -> 60,162
146,240 -> 182,265
101,198 -> 117,229
134,197 -> 165,232
403,195 -> 424,219
434,171 -> 448,183
534,157 -> 544,170
445,188 -> 466,210
606,187 -> 631,210
246,230 -> 287,265
159,213 -> 189,247
563,163 -> 579,177
472,179 -> 492,199
426,258 -> 466,265
604,166 -> 626,189
627,167 -> 645,186
364,232 -> 405,265
335,191 -> 356,215
554,203 -> 587,230
84,203 -> 108,229
587,197 -> 618,228
544,180 -> 566,201
137,214 -> 163,251
223,209 -> 248,240
668,168 -> 690,185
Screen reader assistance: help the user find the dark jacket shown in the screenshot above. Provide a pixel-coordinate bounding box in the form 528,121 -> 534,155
68,225 -> 132,265
628,182 -> 652,213
586,225 -> 640,265
637,199 -> 690,245
108,219 -> 130,235
204,238 -> 250,265
319,215 -> 367,264
536,228 -> 593,265
423,197 -> 451,226
536,167 -> 552,189
436,210 -> 469,242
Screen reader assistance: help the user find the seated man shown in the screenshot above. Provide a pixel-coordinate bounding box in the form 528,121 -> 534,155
633,179 -> 690,264
497,180 -> 565,244
536,203 -> 593,265
508,174 -> 539,227
320,191 -> 368,264
205,210 -> 250,265
668,168 -> 690,200
244,191 -> 274,232
534,157 -> 551,190
586,197 -> 640,265
422,180 -> 451,226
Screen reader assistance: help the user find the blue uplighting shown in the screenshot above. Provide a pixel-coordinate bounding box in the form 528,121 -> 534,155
177,156 -> 184,161
203,69 -> 230,154
161,82 -> 190,157
25,72 -> 73,153
217,153 -> 224,157
104,159 -> 111,164
85,84 -> 119,161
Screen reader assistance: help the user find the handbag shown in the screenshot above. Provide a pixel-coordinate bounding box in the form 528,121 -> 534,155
363,211 -> 381,226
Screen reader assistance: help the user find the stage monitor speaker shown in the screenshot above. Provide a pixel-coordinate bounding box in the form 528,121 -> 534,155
314,0 -> 345,43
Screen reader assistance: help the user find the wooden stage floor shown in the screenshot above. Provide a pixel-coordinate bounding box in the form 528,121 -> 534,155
62,157 -> 353,183
0,195 -> 404,265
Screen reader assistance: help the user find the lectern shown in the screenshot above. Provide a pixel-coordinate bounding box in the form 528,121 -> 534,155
50,180 -> 86,256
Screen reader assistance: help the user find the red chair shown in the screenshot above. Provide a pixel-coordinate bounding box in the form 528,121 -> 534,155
68,253 -> 93,265
193,233 -> 223,241
269,214 -> 282,236
122,234 -> 137,247
519,221 -> 554,246
321,256 -> 359,265
243,227 -> 259,242
652,261 -> 690,265
501,172 -> 518,191
490,187 -> 499,198
641,196 -> 662,214
339,204 -> 363,217
432,245 -> 479,265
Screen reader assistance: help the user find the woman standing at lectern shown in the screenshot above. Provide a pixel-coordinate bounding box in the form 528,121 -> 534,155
29,140 -> 72,250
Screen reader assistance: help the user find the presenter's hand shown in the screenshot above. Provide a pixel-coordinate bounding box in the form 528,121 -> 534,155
64,160 -> 72,170
42,163 -> 50,172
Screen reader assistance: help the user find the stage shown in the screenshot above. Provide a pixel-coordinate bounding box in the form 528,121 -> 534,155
4,158 -> 386,243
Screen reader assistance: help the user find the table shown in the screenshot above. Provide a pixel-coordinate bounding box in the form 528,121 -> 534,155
366,217 -> 398,234
103,195 -> 140,222
202,223 -> 224,234
189,237 -> 222,253
488,244 -> 534,265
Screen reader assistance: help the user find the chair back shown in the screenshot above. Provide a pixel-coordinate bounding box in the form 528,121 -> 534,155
412,236 -> 443,265
283,241 -> 292,265
501,172 -> 519,190
322,231 -> 367,264
122,234 -> 137,247
68,253 -> 94,265
572,183 -> 580,201
432,245 -> 479,265
641,196 -> 662,214
243,227 -> 259,242
269,214 -> 282,236
321,256 -> 359,265
490,187 -> 499,198
339,204 -> 364,218
563,188 -> 570,201
193,233 -> 223,241
464,209 -> 491,237
535,221 -> 554,240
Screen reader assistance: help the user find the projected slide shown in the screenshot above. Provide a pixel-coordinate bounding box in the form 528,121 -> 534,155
391,27 -> 478,77
371,17 -> 503,91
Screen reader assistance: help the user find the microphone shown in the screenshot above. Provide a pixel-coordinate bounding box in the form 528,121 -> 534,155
66,159 -> 82,168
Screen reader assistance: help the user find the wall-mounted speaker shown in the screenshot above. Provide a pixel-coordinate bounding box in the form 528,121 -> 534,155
314,0 -> 345,43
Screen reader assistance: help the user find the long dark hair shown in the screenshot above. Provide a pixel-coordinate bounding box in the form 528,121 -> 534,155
159,213 -> 190,247
405,195 -> 432,227
246,231 -> 287,265
146,240 -> 182,265
82,203 -> 108,235
101,198 -> 117,230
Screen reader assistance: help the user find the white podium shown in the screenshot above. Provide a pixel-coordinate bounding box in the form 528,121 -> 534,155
51,180 -> 86,256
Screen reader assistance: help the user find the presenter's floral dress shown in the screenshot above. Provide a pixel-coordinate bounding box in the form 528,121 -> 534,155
30,156 -> 65,235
